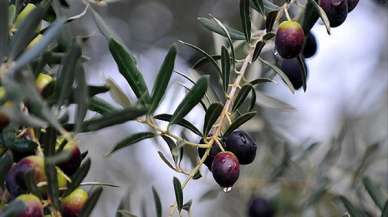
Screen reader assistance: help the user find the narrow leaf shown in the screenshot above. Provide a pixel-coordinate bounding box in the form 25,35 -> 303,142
109,38 -> 149,101
11,19 -> 65,74
251,0 -> 265,15
382,201 -> 388,217
108,132 -> 155,155
170,77 -> 208,126
337,196 -> 365,217
258,57 -> 295,94
0,0 -> 9,60
9,5 -> 45,60
240,0 -> 251,42
203,103 -> 223,135
221,46 -> 231,92
0,152 -> 13,186
232,85 -> 252,111
307,0 -> 331,34
297,55 -> 307,92
252,41 -> 266,62
152,187 -> 162,217
74,66 -> 89,132
197,17 -> 246,40
224,111 -> 256,136
79,187 -> 103,217
44,163 -> 60,209
182,200 -> 193,212
173,177 -> 183,212
157,151 -> 176,171
89,97 -> 117,115
178,40 -> 221,77
150,46 -> 177,112
265,11 -> 278,33
81,106 -> 147,132
154,114 -> 202,136
106,78 -> 132,108
57,42 -> 82,106
362,176 -> 387,210
64,158 -> 91,197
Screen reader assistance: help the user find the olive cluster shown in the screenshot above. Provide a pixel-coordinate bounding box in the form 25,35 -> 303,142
275,0 -> 359,90
198,130 -> 257,188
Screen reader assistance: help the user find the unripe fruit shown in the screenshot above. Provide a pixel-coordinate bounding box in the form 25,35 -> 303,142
320,0 -> 348,27
27,35 -> 43,51
197,137 -> 225,169
280,58 -> 308,90
224,130 -> 257,165
347,0 -> 359,12
57,143 -> 81,176
15,194 -> 44,217
62,188 -> 88,217
248,197 -> 275,217
275,21 -> 305,59
211,152 -> 240,188
302,33 -> 317,59
14,4 -> 40,30
0,88 -> 10,130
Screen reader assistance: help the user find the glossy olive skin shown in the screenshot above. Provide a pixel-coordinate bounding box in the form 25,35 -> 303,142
5,156 -> 67,198
320,0 -> 348,27
303,33 -> 317,59
62,188 -> 88,217
5,156 -> 46,197
275,21 -> 305,59
211,152 -> 240,188
197,137 -> 225,169
248,197 -> 275,217
15,194 -> 44,217
225,130 -> 257,165
280,58 -> 308,90
58,143 -> 81,176
347,0 -> 359,12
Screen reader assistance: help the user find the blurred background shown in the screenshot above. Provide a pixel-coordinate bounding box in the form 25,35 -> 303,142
62,0 -> 387,216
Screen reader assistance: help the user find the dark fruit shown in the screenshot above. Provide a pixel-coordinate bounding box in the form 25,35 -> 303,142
248,197 -> 275,217
280,58 -> 308,90
302,33 -> 317,58
211,151 -> 240,188
5,156 -> 68,197
15,194 -> 44,217
5,156 -> 46,197
275,21 -> 305,59
347,0 -> 359,12
224,130 -> 257,165
58,143 -> 81,176
197,137 -> 225,169
320,0 -> 348,27
62,188 -> 88,217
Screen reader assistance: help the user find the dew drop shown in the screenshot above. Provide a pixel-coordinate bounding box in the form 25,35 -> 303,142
223,187 -> 232,193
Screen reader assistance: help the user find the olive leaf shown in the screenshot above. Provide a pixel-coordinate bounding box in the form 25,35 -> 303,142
152,187 -> 162,217
79,187 -> 103,217
173,177 -> 184,212
154,114 -> 202,136
169,76 -> 208,126
109,38 -> 150,102
108,132 -> 155,155
63,158 -> 91,197
149,45 -> 177,113
224,111 -> 256,136
0,152 -> 13,187
307,0 -> 331,34
240,0 -> 251,42
0,0 -> 9,60
232,85 -> 253,111
203,103 -> 223,135
221,46 -> 231,92
197,17 -> 245,40
80,106 -> 147,132
362,176 -> 387,210
297,55 -> 308,92
88,97 -> 117,115
336,195 -> 365,217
